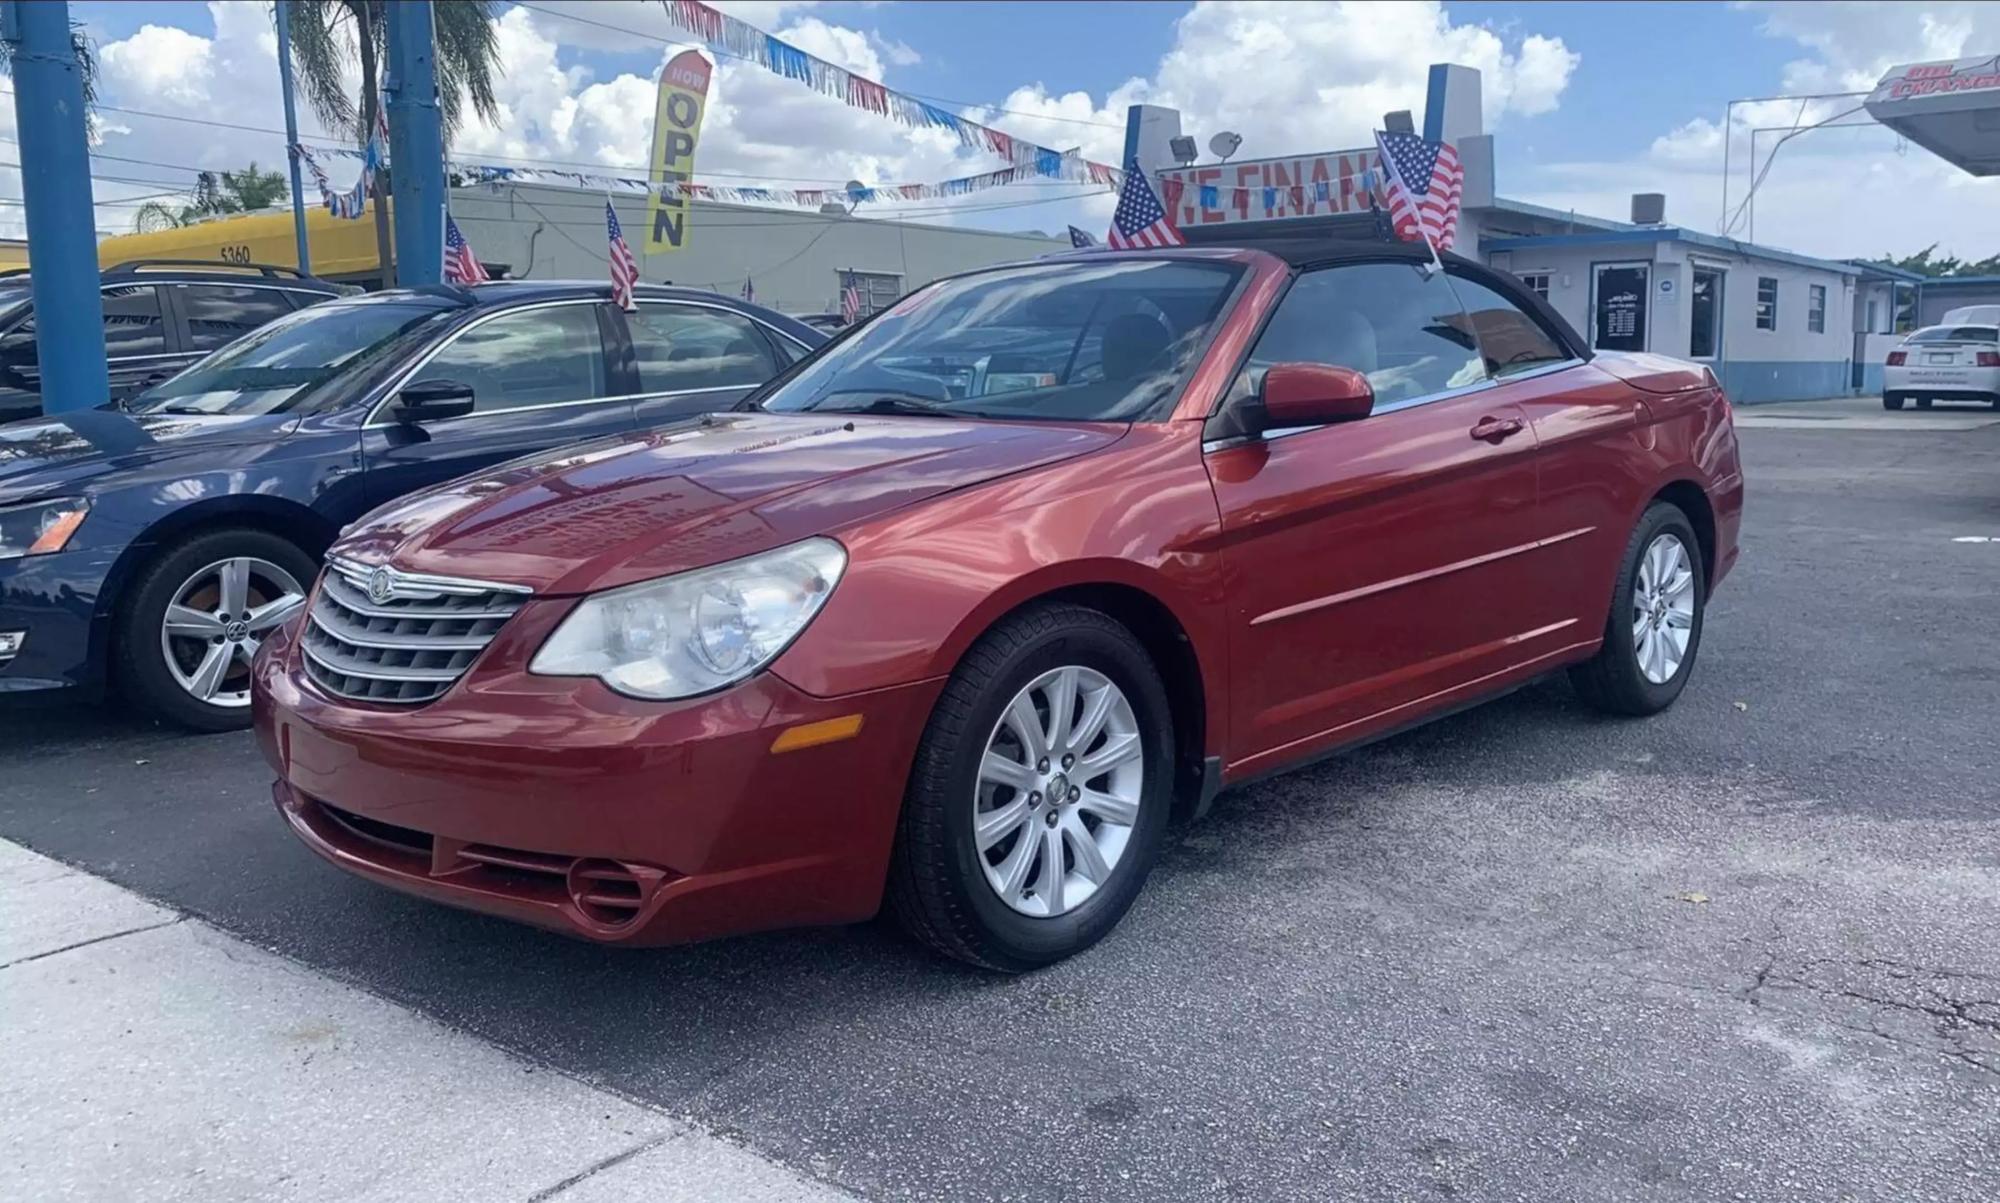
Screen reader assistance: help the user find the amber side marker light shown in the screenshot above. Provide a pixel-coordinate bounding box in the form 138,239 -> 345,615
30,507 -> 89,555
770,714 -> 865,753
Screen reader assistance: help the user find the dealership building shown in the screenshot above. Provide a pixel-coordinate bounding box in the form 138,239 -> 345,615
92,185 -> 1065,319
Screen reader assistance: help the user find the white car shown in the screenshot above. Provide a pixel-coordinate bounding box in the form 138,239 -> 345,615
1883,322 -> 2000,410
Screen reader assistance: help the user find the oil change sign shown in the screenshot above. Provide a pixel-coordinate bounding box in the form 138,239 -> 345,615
647,50 -> 712,251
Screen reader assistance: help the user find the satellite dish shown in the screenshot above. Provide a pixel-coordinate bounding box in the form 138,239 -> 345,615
1209,131 -> 1243,163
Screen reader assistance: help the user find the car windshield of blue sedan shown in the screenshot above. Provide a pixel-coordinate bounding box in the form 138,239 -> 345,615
759,258 -> 1242,422
130,301 -> 454,416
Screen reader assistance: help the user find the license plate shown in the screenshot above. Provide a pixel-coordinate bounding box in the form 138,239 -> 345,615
1927,354 -> 1955,364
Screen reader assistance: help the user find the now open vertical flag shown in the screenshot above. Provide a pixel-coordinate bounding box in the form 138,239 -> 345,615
646,50 -> 714,252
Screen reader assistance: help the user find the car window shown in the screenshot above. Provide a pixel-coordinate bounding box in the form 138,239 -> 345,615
1444,273 -> 1572,377
1907,325 -> 1999,344
1244,262 -> 1486,408
100,285 -> 170,356
130,300 -> 453,416
761,258 -> 1242,422
410,304 -> 608,414
177,284 -> 300,351
627,305 -> 778,393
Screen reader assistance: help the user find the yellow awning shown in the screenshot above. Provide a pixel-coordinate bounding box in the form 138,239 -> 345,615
91,202 -> 393,278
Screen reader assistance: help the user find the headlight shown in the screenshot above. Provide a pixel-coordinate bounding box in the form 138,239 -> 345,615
0,497 -> 89,561
530,538 -> 847,699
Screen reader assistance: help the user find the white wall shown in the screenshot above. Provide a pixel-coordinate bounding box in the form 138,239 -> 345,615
451,183 -> 1065,317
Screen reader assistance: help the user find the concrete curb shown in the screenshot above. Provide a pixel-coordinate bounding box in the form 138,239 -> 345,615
0,839 -> 856,1203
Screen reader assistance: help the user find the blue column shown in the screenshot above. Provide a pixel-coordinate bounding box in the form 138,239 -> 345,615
1,0 -> 107,414
384,0 -> 444,287
274,0 -> 312,276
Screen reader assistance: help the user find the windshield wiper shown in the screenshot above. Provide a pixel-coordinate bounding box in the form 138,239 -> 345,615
807,394 -> 957,418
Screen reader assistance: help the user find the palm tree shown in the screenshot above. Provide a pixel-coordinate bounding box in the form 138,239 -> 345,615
132,163 -> 291,233
279,0 -> 501,285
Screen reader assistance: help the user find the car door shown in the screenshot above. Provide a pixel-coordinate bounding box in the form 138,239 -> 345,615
1204,260 -> 1548,770
621,301 -> 789,428
360,300 -> 637,505
168,282 -> 308,359
1444,269 -> 1650,635
98,284 -> 185,401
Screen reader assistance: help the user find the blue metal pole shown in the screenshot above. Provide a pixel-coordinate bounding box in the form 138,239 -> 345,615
384,0 -> 444,287
274,0 -> 312,276
1,0 -> 107,414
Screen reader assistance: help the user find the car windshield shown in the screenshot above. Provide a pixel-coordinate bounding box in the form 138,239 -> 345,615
1906,325 -> 2000,344
759,258 -> 1243,422
129,300 -> 454,416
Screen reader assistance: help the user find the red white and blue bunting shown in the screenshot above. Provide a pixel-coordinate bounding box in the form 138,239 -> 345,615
304,145 -> 1118,210
295,140 -> 382,220
653,0 -> 1118,185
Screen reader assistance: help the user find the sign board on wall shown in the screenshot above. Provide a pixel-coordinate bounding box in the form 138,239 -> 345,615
1157,149 -> 1381,229
1593,264 -> 1650,353
647,50 -> 713,251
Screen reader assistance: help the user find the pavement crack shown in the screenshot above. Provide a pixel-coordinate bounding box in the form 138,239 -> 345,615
522,1131 -> 676,1202
0,915 -> 187,971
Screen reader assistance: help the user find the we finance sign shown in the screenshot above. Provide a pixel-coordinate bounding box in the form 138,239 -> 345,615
1158,150 -> 1381,228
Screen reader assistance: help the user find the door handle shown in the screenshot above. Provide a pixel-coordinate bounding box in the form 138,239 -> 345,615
1470,415 -> 1525,443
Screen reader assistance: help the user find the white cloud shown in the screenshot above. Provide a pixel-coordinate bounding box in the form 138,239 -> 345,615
1518,1 -> 2000,259
49,0 -> 1579,245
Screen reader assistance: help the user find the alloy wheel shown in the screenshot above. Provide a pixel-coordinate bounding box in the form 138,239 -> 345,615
973,665 -> 1145,919
159,556 -> 307,708
1632,533 -> 1696,685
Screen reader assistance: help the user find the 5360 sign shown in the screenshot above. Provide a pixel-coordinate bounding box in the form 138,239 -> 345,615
219,245 -> 253,265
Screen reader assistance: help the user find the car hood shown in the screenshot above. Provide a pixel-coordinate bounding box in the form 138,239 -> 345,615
0,409 -> 296,502
336,412 -> 1125,595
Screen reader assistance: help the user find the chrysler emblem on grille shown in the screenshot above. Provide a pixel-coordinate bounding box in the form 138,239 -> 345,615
368,566 -> 396,605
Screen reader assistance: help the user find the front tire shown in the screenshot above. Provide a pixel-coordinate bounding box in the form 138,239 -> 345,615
887,603 -> 1174,972
1916,396 -> 1933,410
117,528 -> 316,732
1570,502 -> 1705,717
1882,392 -> 1905,411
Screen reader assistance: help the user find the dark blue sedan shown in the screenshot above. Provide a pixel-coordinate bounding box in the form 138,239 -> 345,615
0,281 -> 822,730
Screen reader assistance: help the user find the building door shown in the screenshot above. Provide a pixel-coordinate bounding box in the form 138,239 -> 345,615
1591,262 -> 1650,353
1689,267 -> 1724,361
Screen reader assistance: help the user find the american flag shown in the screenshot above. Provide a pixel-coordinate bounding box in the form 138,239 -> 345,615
1105,161 -> 1183,249
605,202 -> 639,311
1374,130 -> 1463,253
1067,224 -> 1099,248
840,277 -> 862,323
443,213 -> 487,284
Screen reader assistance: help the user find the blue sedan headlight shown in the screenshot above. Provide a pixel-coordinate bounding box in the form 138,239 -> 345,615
0,497 -> 89,561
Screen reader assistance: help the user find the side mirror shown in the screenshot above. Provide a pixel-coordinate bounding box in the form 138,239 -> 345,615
393,379 -> 476,424
1260,363 -> 1374,429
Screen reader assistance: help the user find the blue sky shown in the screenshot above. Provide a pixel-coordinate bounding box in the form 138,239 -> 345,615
43,2 -> 2000,257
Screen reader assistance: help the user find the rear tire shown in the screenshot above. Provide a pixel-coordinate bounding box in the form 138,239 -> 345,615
1570,502 -> 1705,717
887,603 -> 1174,972
1882,393 -> 1905,411
116,528 -> 317,733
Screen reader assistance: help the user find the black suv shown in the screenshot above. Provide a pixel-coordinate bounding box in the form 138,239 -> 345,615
0,260 -> 349,424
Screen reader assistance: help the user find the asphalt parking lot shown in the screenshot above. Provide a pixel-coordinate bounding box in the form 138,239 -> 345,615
5,401 -> 1999,1202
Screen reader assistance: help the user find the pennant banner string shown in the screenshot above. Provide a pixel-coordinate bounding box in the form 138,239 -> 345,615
653,0 -> 1120,187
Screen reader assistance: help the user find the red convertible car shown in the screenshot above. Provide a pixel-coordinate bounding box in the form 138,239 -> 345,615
254,241 -> 1743,971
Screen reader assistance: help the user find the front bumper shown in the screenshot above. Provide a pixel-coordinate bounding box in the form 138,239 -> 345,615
0,544 -> 121,696
254,612 -> 942,946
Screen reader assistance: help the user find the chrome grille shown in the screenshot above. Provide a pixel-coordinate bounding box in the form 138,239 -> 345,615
301,557 -> 531,705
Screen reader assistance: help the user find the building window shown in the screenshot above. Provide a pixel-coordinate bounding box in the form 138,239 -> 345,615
1893,282 -> 1917,333
1807,284 -> 1826,334
838,270 -> 901,318
1755,276 -> 1778,330
1515,272 -> 1551,302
